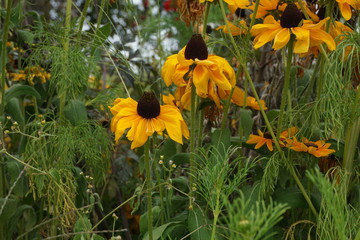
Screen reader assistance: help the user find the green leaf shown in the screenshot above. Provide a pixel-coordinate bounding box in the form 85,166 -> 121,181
239,108 -> 253,139
91,23 -> 111,53
92,234 -> 106,240
5,98 -> 25,125
211,128 -> 231,156
273,187 -> 307,208
5,159 -> 26,196
5,84 -> 41,105
163,139 -> 177,160
187,206 -> 211,240
64,100 -> 88,126
74,214 -> 92,233
143,222 -> 180,240
0,198 -> 18,224
17,29 -> 35,43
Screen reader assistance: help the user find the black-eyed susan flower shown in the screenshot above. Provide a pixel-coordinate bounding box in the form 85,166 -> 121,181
336,0 -> 360,20
246,129 -> 274,151
250,4 -> 336,54
303,139 -> 336,158
162,34 -> 236,100
246,127 -> 298,151
110,92 -> 189,149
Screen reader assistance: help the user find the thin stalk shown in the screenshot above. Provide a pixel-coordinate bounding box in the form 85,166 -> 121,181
202,2 -> 210,38
0,0 -> 12,116
210,190 -> 221,240
59,0 -> 73,120
144,140 -> 153,240
343,118 -> 360,179
76,0 -> 91,41
96,0 -> 107,31
249,0 -> 260,29
277,38 -> 294,135
155,160 -> 164,224
189,79 -> 197,208
220,87 -> 235,131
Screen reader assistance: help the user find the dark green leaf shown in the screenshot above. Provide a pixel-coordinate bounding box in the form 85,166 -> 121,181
239,108 -> 253,139
5,84 -> 41,105
187,206 -> 211,240
64,100 -> 88,126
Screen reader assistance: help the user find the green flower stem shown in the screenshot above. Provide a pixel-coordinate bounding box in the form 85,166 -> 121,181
154,160 -> 164,224
144,140 -> 153,240
210,189 -> 221,240
76,0 -> 91,41
0,0 -> 12,117
220,87 -> 235,131
296,0 -> 310,20
277,38 -> 294,135
343,118 -> 360,177
96,0 -> 107,31
189,79 -> 197,208
249,0 -> 260,29
202,2 -> 211,37
59,0 -> 73,120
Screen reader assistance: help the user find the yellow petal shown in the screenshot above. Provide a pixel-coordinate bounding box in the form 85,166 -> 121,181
338,2 -> 352,20
192,65 -> 210,97
292,27 -> 310,53
309,29 -> 336,51
253,27 -> 282,49
162,54 -> 179,86
272,28 -> 290,50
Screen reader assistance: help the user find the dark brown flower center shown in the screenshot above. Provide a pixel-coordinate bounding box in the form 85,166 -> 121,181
137,92 -> 161,119
263,132 -> 273,139
184,34 -> 208,60
280,4 -> 303,28
304,142 -> 317,148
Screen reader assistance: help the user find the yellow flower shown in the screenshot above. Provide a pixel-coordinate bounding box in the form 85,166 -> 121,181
162,34 -> 236,100
250,4 -> 336,54
246,129 -> 274,151
110,92 -> 189,149
216,20 -> 247,36
286,137 -> 308,152
303,139 -> 336,158
247,0 -> 286,19
223,0 -> 251,11
231,87 -> 267,110
336,0 -> 360,20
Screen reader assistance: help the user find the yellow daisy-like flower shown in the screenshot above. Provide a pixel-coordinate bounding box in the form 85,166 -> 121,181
250,4 -> 336,54
231,87 -> 267,110
246,129 -> 274,151
162,34 -> 236,99
162,86 -> 191,110
336,0 -> 360,20
110,92 -> 189,149
303,139 -> 336,158
216,20 -> 248,36
246,127 -> 298,151
248,0 -> 286,19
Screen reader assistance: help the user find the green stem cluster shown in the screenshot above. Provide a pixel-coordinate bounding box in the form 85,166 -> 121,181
144,140 -> 153,240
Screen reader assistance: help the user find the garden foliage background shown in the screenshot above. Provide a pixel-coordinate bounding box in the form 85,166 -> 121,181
0,0 -> 359,239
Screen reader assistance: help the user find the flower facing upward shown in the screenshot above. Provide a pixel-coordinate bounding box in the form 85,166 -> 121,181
110,92 -> 189,149
250,4 -> 336,53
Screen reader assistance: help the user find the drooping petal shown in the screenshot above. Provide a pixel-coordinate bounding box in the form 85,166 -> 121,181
157,106 -> 184,144
272,28 -> 290,50
192,65 -> 210,97
231,87 -> 246,106
129,118 -> 149,149
338,2 -> 352,20
113,115 -> 140,142
253,27 -> 283,49
162,54 -> 179,86
309,29 -> 336,51
292,27 -> 310,53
